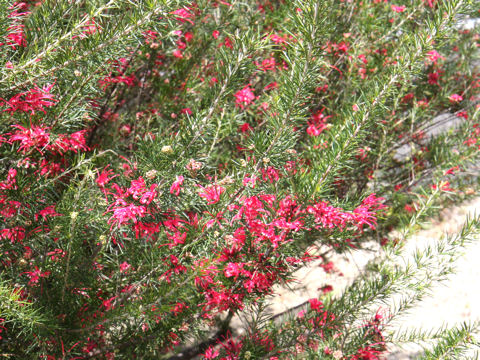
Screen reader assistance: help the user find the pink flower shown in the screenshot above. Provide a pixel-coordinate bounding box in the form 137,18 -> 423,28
239,122 -> 252,133
351,346 -> 383,360
35,205 -> 62,221
51,130 -> 89,154
170,175 -> 184,196
102,296 -> 117,311
242,174 -> 258,188
423,0 -> 436,8
203,346 -> 219,359
107,201 -> 147,228
212,30 -> 220,39
81,19 -> 98,37
428,71 -> 441,85
224,262 -> 243,278
6,24 -> 26,49
307,123 -> 327,136
96,166 -> 117,187
0,168 -> 17,190
47,249 -> 66,261
449,94 -> 463,103
426,50 -> 444,64
391,5 -> 406,13
219,334 -> 243,358
264,81 -> 278,91
128,176 -> 158,204
166,230 -> 187,248
234,85 -> 255,109
0,227 -> 25,243
198,185 -> 225,205
139,184 -> 158,205
261,166 -> 280,183
173,49 -> 183,58
308,298 -> 323,311
171,8 -> 194,24
9,124 -> 50,154
119,261 -> 131,273
25,266 -> 50,286
269,33 -> 288,45
2,83 -> 57,115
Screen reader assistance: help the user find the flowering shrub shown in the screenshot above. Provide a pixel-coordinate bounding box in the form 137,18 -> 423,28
0,0 -> 479,359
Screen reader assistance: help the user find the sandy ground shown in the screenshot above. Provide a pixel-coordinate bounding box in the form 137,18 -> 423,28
385,197 -> 480,359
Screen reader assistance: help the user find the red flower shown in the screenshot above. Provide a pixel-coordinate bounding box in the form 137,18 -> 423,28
320,261 -> 335,273
102,296 -> 117,311
35,205 -> 63,221
203,346 -> 219,359
264,81 -> 278,91
351,346 -> 383,360
25,266 -> 50,286
0,227 -> 25,243
2,83 -> 57,115
449,93 -> 463,103
96,166 -> 117,188
47,249 -> 66,261
170,175 -> 184,196
234,85 -> 255,109
6,23 -> 26,49
173,49 -> 183,58
9,124 -> 50,154
218,333 -> 243,359
224,262 -> 243,278
426,50 -> 444,64
428,71 -> 441,85
171,8 -> 194,24
308,298 -> 323,311
239,122 -> 252,133
404,203 -> 416,213
119,261 -> 131,273
198,185 -> 225,205
307,123 -> 327,136
107,200 -> 147,228
391,5 -> 406,13
401,93 -> 414,103
319,285 -> 333,294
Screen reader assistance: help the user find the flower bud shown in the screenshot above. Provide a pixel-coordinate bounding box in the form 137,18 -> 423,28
161,145 -> 173,154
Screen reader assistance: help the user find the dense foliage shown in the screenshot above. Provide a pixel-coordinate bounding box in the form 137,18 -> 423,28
0,0 -> 479,358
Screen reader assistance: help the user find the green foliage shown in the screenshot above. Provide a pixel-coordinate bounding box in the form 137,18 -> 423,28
0,0 -> 479,358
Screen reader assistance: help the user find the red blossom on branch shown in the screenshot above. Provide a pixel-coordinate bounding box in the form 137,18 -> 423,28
198,184 -> 225,205
170,175 -> 184,196
391,5 -> 406,13
234,85 -> 255,109
2,83 -> 57,115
